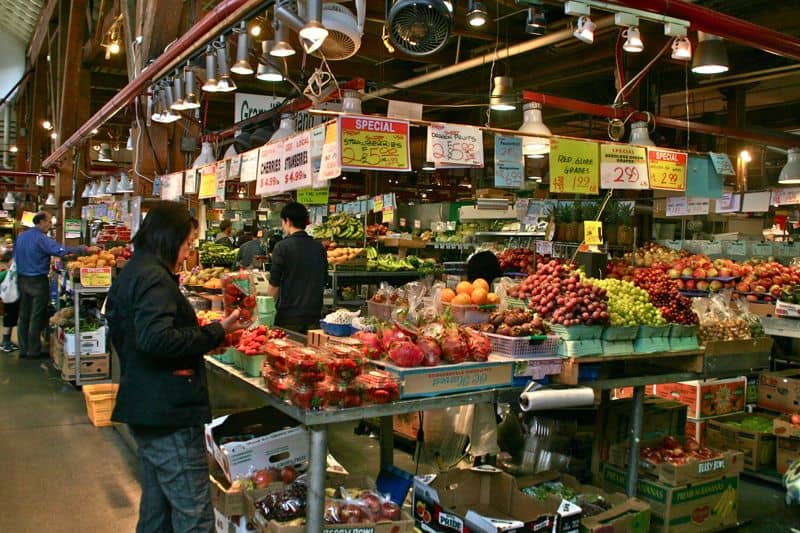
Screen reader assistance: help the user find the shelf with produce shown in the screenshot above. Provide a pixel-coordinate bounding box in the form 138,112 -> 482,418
474,232 -> 546,238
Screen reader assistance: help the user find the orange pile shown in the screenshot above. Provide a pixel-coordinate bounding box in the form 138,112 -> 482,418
441,279 -> 499,306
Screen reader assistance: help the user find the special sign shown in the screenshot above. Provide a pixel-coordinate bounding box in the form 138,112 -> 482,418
648,148 -> 687,191
338,116 -> 410,171
600,144 -> 649,190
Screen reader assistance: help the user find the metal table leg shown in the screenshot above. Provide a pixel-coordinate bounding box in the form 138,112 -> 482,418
379,415 -> 394,468
306,425 -> 328,532
626,385 -> 645,497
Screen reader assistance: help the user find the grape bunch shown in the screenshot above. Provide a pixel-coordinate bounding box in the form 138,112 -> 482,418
632,268 -> 698,325
588,277 -> 666,327
523,261 -> 610,326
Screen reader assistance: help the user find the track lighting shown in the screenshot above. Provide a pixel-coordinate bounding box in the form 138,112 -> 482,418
183,66 -> 201,108
171,71 -> 187,110
526,7 -> 547,36
490,76 -> 516,111
779,148 -> 800,185
298,0 -> 328,54
271,20 -> 296,57
202,47 -> 219,92
623,26 -> 643,53
671,36 -> 692,60
467,1 -> 488,28
81,183 -> 90,198
107,176 -> 118,194
573,16 -> 596,44
215,39 -> 237,92
692,32 -> 729,75
257,42 -> 284,82
231,22 -> 254,76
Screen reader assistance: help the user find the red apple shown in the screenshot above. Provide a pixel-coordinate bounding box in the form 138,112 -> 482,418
668,268 -> 681,279
718,268 -> 732,278
685,279 -> 697,290
770,285 -> 783,297
790,414 -> 800,425
693,268 -> 707,279
681,267 -> 694,277
709,280 -> 723,292
697,280 -> 709,291
706,268 -> 719,278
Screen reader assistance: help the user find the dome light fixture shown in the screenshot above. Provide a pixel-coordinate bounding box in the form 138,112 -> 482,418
573,16 -> 596,44
298,0 -> 329,54
467,0 -> 488,28
271,19 -> 296,57
629,121 -> 655,146
692,32 -> 729,75
623,26 -> 643,53
779,148 -> 800,185
4,192 -> 16,206
45,192 -> 57,206
490,76 -> 516,111
518,102 -> 551,155
671,36 -> 692,61
230,22 -> 255,76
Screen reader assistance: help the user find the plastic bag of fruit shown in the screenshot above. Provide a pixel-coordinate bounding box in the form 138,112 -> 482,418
221,271 -> 256,327
254,478 -> 308,522
693,292 -> 752,342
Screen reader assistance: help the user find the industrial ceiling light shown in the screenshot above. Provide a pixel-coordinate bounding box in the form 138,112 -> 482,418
171,71 -> 187,110
90,128 -> 99,135
248,18 -> 264,38
119,171 -> 134,192
42,120 -> 53,130
271,19 -> 296,57
50,132 -> 57,140
671,36 -> 692,60
202,47 -> 219,92
4,192 -> 15,206
422,161 -> 436,171
739,149 -> 752,163
97,143 -> 113,162
525,7 -> 547,36
257,42 -> 284,82
518,102 -> 551,155
9,145 -> 18,153
298,0 -> 329,54
341,90 -> 362,114
106,176 -> 118,194
692,31 -> 729,75
98,179 -> 109,196
623,26 -> 643,53
215,39 -> 238,92
490,76 -> 516,111
230,22 -> 254,76
269,113 -> 295,143
183,65 -> 201,109
81,183 -> 90,198
126,128 -> 133,151
779,148 -> 800,185
573,16 -> 596,44
629,121 -> 655,146
162,85 -> 183,121
467,0 -> 488,28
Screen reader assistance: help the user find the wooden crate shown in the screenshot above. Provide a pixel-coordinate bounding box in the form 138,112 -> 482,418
82,383 -> 119,427
62,353 -> 110,382
50,331 -> 64,370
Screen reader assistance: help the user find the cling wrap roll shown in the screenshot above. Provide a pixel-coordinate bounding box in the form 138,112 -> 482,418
519,382 -> 595,412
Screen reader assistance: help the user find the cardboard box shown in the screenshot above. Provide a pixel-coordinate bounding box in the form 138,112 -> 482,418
747,302 -> 776,318
655,377 -> 747,419
413,469 -> 581,533
370,359 -> 513,399
773,414 -> 800,439
776,437 -> 800,475
205,407 -> 309,483
60,325 -> 107,356
602,464 -> 739,533
515,472 -> 650,533
775,300 -> 800,319
50,331 -> 64,369
609,438 -> 744,486
61,353 -> 110,381
213,509 -> 257,533
758,369 -> 800,414
704,413 -> 776,472
612,385 -> 656,400
684,419 -> 707,446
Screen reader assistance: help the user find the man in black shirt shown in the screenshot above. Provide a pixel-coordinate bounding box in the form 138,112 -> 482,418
266,203 -> 327,333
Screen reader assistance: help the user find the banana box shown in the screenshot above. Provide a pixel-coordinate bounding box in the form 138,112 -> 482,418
602,464 -> 738,533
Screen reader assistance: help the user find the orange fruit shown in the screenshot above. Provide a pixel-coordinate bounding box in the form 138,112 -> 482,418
486,292 -> 500,305
452,293 -> 472,306
440,288 -> 456,303
471,288 -> 488,305
456,281 -> 474,295
473,278 -> 490,292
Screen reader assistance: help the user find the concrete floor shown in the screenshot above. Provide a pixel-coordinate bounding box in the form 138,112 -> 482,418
2,352 -> 799,532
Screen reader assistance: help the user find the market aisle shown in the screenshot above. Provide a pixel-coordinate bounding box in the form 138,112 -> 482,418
0,355 -> 140,533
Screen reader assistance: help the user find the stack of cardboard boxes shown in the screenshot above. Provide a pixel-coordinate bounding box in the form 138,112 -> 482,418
758,369 -> 800,474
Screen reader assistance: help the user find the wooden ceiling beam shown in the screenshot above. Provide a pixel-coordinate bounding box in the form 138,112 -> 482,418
137,0 -> 185,73
27,0 -> 58,61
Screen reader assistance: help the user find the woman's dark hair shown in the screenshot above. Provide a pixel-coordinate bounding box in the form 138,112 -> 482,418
132,201 -> 197,267
466,250 -> 502,283
280,202 -> 309,229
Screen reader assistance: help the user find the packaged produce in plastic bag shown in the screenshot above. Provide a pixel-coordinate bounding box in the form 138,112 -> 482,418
254,478 -> 307,522
221,271 -> 256,327
693,291 -> 753,342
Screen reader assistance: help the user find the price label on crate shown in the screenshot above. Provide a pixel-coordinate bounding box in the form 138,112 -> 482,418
600,144 -> 649,189
549,138 -> 599,194
535,240 -> 553,255
80,267 -> 112,288
648,148 -> 687,191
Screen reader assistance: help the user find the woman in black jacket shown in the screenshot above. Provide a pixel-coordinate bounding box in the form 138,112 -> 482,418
107,202 -> 242,533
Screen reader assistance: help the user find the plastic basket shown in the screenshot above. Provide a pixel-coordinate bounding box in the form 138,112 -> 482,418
633,337 -> 670,354
508,357 -> 563,380
256,296 -> 276,314
602,326 -> 639,341
669,324 -> 699,338
320,321 -> 356,337
82,384 -> 119,427
637,325 -> 670,339
241,354 -> 266,377
550,324 -> 604,341
367,300 -> 403,321
444,303 -> 497,325
485,333 -> 560,358
669,336 -> 700,351
505,297 -> 528,309
601,340 -> 635,355
213,347 -> 238,365
558,339 -> 603,357
229,348 -> 245,370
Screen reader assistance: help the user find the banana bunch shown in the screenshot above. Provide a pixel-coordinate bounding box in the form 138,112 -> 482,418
366,248 -> 420,272
312,213 -> 365,241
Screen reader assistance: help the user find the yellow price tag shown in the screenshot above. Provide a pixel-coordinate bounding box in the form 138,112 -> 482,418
382,207 -> 395,224
648,148 -> 687,191
584,221 -> 603,245
198,164 -> 217,199
80,267 -> 112,288
549,138 -> 600,195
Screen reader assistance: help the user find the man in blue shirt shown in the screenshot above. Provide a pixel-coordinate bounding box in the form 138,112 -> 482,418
14,211 -> 86,359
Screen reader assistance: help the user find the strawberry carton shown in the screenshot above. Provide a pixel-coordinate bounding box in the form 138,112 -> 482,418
222,271 -> 257,327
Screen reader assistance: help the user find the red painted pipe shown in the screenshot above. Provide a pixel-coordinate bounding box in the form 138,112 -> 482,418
42,0 -> 264,169
522,90 -> 800,147
609,0 -> 800,61
0,170 -> 56,178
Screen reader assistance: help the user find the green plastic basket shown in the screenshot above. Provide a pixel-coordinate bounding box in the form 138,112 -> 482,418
669,324 -> 699,339
216,347 -> 238,365
257,296 -> 276,314
550,324 -> 604,341
637,325 -> 670,339
230,348 -> 245,370
558,339 -> 603,357
602,326 -> 639,341
241,354 -> 266,377
602,340 -> 635,355
669,336 -> 700,351
633,337 -> 670,354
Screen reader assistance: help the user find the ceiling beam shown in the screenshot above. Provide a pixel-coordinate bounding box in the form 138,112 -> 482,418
27,0 -> 58,61
137,0 -> 185,73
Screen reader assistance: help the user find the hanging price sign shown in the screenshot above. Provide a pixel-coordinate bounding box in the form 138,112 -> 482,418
535,240 -> 553,255
338,116 -> 410,171
709,152 -> 735,175
665,197 -> 688,217
549,138 -> 599,194
687,197 -> 710,215
648,148 -> 687,191
382,208 -> 395,223
600,144 -> 649,189
297,187 -> 329,205
160,171 -> 183,201
494,136 -> 523,189
228,155 -> 241,180
280,131 -> 313,192
80,267 -> 112,288
427,122 -> 484,167
215,160 -> 227,202
198,164 -> 217,199
584,221 -> 604,245
256,142 -> 283,196
715,192 -> 741,213
184,170 -> 198,194
240,149 -> 259,183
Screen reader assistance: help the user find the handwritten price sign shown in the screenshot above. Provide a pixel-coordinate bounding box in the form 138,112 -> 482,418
239,148 -> 259,183
549,138 -> 599,195
338,116 -> 410,171
198,164 -> 217,199
600,144 -> 649,190
80,267 -> 112,288
281,131 -> 312,191
648,148 -> 687,191
427,123 -> 484,167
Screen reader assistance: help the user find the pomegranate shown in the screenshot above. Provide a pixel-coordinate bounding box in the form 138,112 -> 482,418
416,337 -> 442,367
388,341 -> 423,367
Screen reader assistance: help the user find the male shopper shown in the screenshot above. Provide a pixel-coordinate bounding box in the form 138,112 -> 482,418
266,203 -> 327,333
14,211 -> 86,359
236,231 -> 266,268
215,220 -> 234,248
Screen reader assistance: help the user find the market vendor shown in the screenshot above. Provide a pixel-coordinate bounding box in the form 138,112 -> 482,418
215,220 -> 234,248
266,202 -> 327,333
467,250 -> 502,284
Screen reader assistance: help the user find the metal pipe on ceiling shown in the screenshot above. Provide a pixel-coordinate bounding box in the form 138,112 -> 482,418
609,0 -> 800,61
41,0 -> 269,169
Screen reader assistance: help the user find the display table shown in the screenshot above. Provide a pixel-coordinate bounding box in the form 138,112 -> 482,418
205,356 -> 521,531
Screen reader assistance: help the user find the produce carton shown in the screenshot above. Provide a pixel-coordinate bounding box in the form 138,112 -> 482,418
612,385 -> 657,400
369,359 -> 513,399
776,436 -> 800,475
205,406 -> 309,483
60,325 -> 106,356
775,300 -> 800,319
213,509 -> 257,533
601,464 -> 738,533
608,438 -> 743,486
773,414 -> 800,439
413,468 -> 581,533
61,353 -> 110,381
684,419 -> 707,446
514,471 -> 650,533
758,369 -> 800,414
655,377 -> 746,419
704,413 -> 776,472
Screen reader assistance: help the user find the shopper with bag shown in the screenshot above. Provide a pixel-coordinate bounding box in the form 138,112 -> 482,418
0,238 -> 20,352
14,212 -> 87,359
106,201 -> 243,533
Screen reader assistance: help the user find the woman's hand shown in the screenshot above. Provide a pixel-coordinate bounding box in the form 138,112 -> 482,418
220,309 -> 244,333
